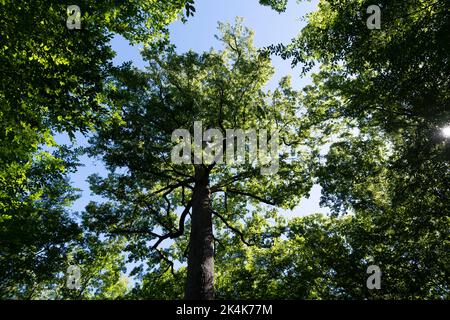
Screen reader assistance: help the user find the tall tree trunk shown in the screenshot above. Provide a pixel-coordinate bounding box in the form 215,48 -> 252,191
185,166 -> 214,300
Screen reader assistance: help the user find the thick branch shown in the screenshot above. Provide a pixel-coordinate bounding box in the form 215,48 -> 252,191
212,211 -> 254,246
151,202 -> 192,250
111,202 -> 192,254
214,188 -> 276,206
210,171 -> 254,192
154,178 -> 194,197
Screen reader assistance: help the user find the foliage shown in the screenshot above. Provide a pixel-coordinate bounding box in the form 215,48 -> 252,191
1,0 -> 448,300
83,19 -> 314,298
0,146 -> 81,298
266,0 -> 450,298
0,0 -> 191,299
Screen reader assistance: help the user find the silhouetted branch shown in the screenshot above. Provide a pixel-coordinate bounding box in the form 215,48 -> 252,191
214,188 -> 276,206
155,248 -> 175,276
212,211 -> 254,246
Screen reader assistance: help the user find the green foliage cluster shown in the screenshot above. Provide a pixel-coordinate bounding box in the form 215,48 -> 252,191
0,0 -> 189,298
265,0 -> 450,298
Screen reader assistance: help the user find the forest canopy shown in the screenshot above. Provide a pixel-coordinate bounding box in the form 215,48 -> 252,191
0,0 -> 448,300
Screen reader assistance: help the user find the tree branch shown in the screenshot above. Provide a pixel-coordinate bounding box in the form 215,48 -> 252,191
214,188 -> 276,206
212,210 -> 254,246
155,248 -> 175,276
151,202 -> 192,250
153,178 -> 194,197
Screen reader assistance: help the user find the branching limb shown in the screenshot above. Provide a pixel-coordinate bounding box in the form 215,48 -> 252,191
214,188 -> 276,206
210,171 -> 254,192
212,211 -> 254,246
151,202 -> 192,250
153,178 -> 194,197
155,248 -> 175,276
111,202 -> 192,273
212,234 -> 226,250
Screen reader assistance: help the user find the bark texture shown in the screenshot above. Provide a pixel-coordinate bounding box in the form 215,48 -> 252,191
185,166 -> 214,300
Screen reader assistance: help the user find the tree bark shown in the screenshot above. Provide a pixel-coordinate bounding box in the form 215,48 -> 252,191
185,166 -> 214,300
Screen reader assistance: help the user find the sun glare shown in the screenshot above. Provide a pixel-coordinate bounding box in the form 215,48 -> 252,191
442,126 -> 450,138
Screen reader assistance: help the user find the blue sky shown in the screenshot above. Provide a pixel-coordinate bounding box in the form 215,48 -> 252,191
61,0 -> 328,219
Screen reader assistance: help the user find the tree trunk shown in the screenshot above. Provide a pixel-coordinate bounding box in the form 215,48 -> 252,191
185,166 -> 214,300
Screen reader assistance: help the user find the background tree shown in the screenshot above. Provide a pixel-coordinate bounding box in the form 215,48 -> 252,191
265,0 -> 449,298
0,0 -> 192,298
214,214 -> 365,299
129,212 -> 401,300
84,20 -> 314,300
0,147 -> 81,298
